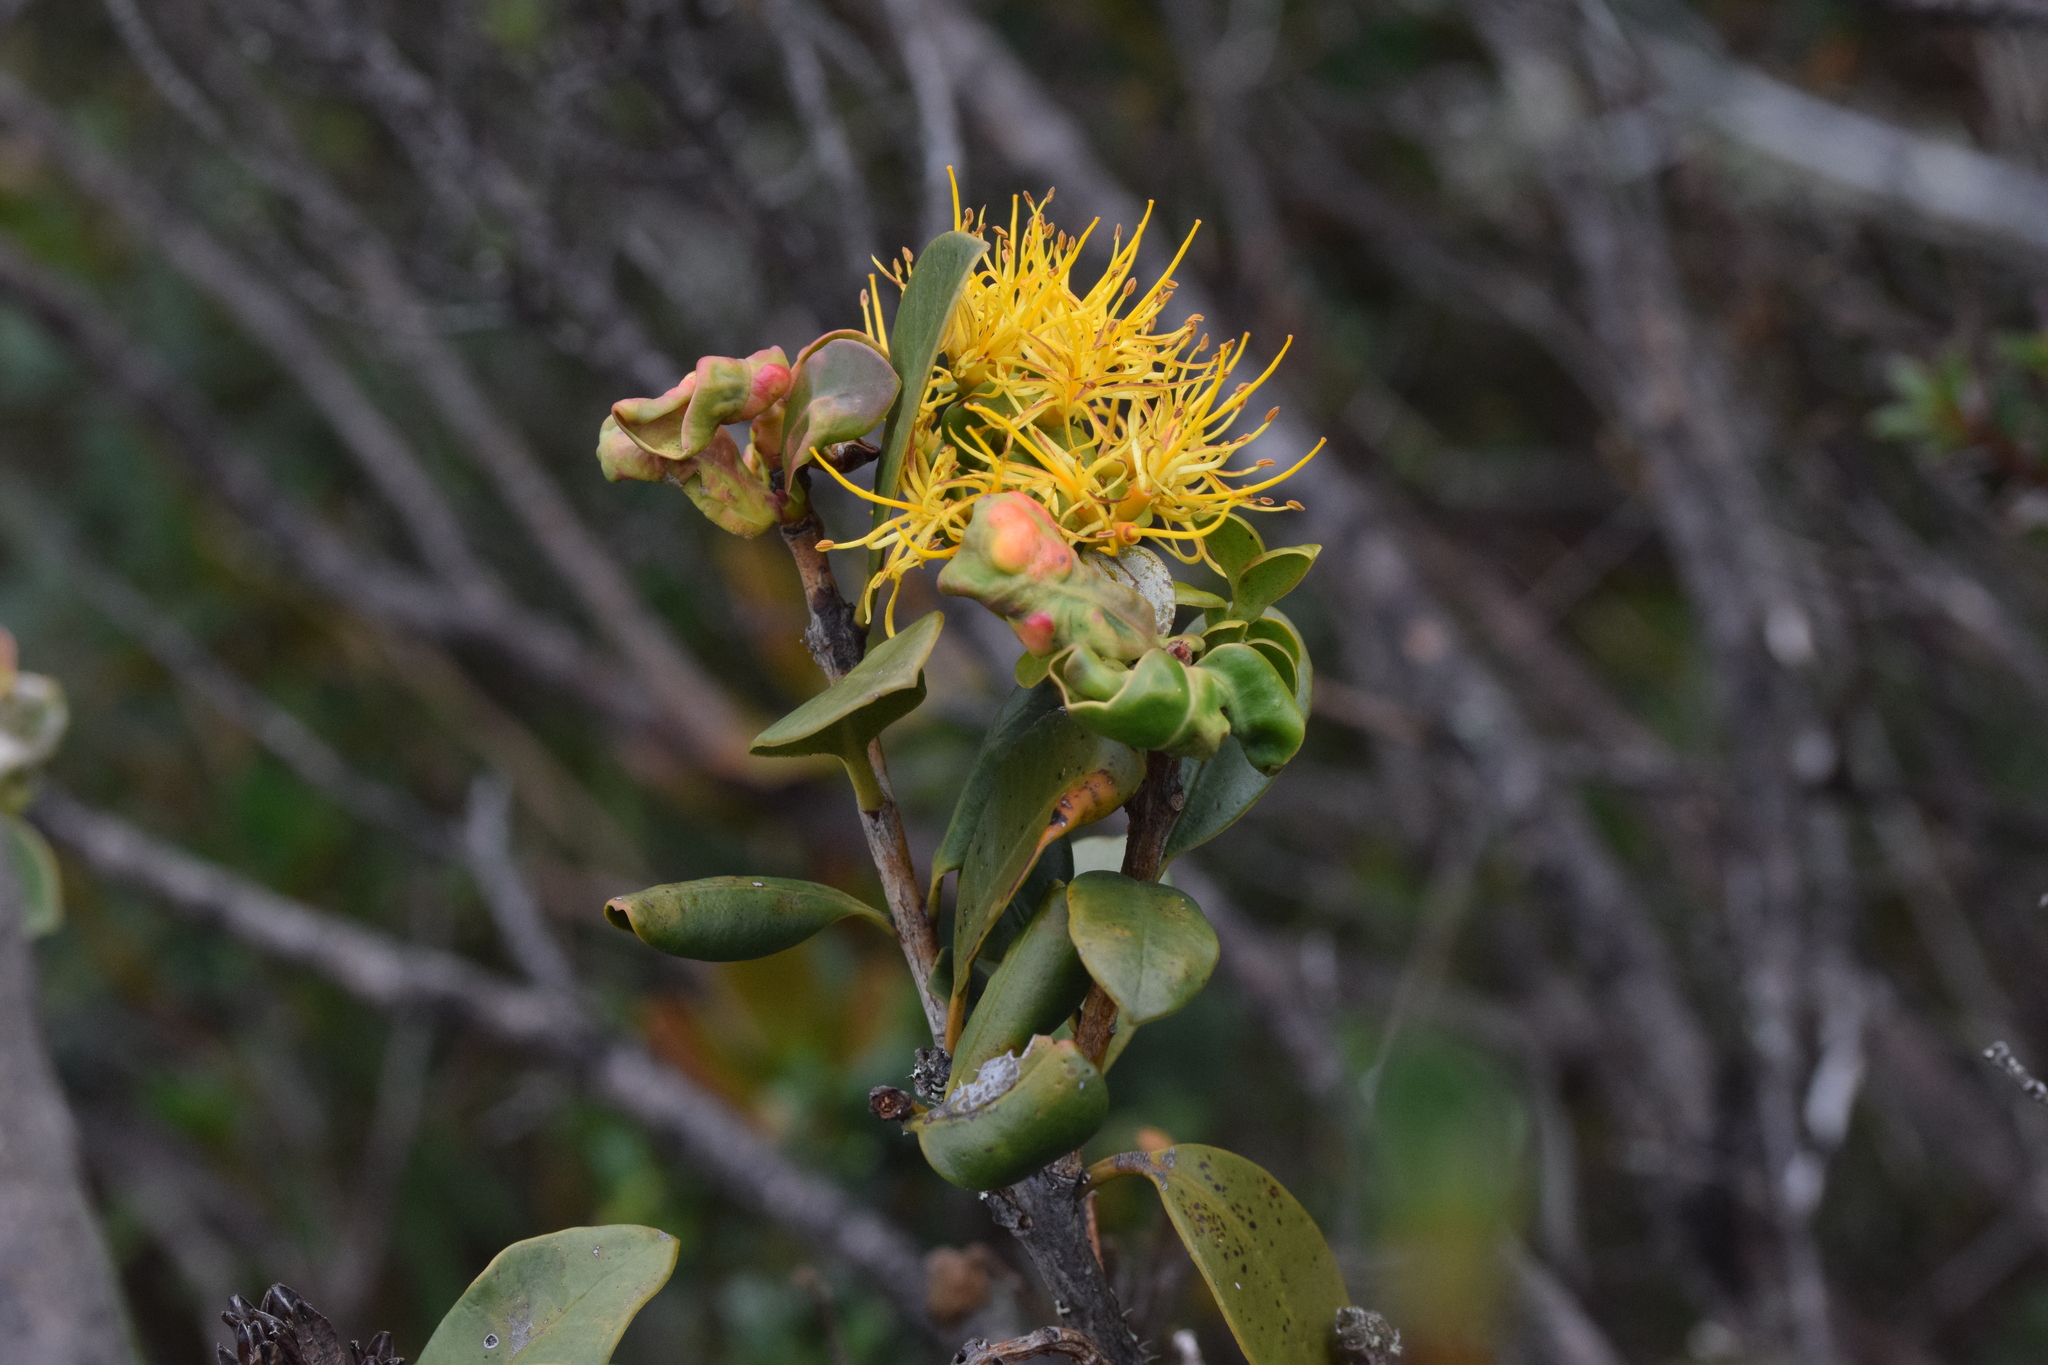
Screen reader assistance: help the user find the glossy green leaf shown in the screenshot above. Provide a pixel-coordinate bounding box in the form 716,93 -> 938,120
978,833 -> 1074,966
1053,647 -> 1231,760
604,876 -> 891,961
1172,582 -> 1229,612
780,335 -> 899,476
3,813 -> 60,938
952,710 -> 1143,1030
1164,618 -> 1312,865
929,682 -> 1064,903
1246,638 -> 1297,695
911,1037 -> 1108,1190
951,883 -> 1093,1093
1244,610 -> 1305,666
1202,642 -> 1305,775
418,1225 -> 678,1365
1231,545 -> 1320,622
1065,871 -> 1218,1025
1089,1146 -> 1349,1365
1204,514 -> 1265,584
868,230 -> 988,594
750,611 -> 943,809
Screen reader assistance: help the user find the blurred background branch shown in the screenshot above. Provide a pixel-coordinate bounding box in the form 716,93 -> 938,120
1,1 -> 2046,1362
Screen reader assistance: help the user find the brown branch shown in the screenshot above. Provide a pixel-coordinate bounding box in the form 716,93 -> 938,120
1073,752 -> 1184,1063
951,1325 -> 1115,1365
780,503 -> 945,1040
981,1157 -> 1143,1365
29,789 -> 941,1336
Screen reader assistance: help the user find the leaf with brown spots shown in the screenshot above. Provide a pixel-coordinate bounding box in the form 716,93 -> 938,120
1090,1145 -> 1349,1365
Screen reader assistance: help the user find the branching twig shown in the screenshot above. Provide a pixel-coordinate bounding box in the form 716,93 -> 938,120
780,502 -> 946,1040
30,789 -> 941,1335
952,1325 -> 1115,1364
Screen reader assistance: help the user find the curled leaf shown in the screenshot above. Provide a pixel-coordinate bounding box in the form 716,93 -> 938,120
911,1036 -> 1108,1190
662,426 -> 781,537
1052,646 -> 1231,760
1165,614 -> 1312,863
1051,640 -> 1304,774
605,875 -> 891,961
782,334 -> 900,476
595,349 -> 793,533
1200,642 -> 1306,775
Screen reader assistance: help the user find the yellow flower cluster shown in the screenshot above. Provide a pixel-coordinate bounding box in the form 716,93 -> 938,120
817,187 -> 1318,627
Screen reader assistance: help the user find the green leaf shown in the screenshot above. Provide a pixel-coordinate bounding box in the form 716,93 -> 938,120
1172,582 -> 1229,612
1202,643 -> 1305,775
951,883 -> 1093,1093
1230,545 -> 1320,621
1065,871 -> 1218,1025
930,682 -> 1065,903
781,335 -> 900,476
952,711 -> 1143,1031
1164,616 -> 1312,865
911,1037 -> 1108,1190
750,611 -> 944,809
1053,647 -> 1231,761
1244,610 -> 1305,668
1089,1146 -> 1349,1365
418,1225 -> 678,1365
604,876 -> 891,961
3,813 -> 60,938
868,230 -> 989,594
1204,515 -> 1265,584
1244,613 -> 1305,694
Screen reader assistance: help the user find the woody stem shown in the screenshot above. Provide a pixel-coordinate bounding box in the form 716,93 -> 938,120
780,502 -> 946,1042
1074,751 -> 1183,1064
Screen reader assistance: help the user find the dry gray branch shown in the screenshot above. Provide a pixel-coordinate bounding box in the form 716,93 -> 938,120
0,831 -> 143,1365
1643,33 -> 2048,258
30,790 -> 942,1335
